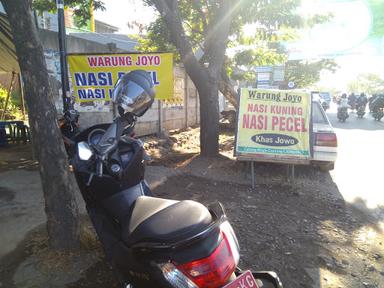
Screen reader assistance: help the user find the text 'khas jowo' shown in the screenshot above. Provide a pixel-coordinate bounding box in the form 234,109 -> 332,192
68,53 -> 174,102
235,88 -> 313,162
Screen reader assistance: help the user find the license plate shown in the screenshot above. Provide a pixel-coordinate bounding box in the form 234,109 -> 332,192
223,270 -> 259,288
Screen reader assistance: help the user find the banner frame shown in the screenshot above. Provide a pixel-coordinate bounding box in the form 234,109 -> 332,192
234,88 -> 313,165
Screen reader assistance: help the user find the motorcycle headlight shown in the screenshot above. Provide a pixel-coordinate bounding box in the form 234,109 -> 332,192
77,141 -> 93,160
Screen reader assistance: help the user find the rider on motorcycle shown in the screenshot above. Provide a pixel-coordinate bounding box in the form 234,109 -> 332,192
348,92 -> 357,111
356,93 -> 368,110
370,94 -> 384,121
338,93 -> 350,110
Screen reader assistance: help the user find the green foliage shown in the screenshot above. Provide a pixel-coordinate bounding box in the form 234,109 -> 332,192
32,0 -> 105,27
140,0 -> 334,84
285,59 -> 338,88
231,47 -> 286,81
367,0 -> 384,38
0,86 -> 23,120
347,73 -> 384,94
135,17 -> 180,61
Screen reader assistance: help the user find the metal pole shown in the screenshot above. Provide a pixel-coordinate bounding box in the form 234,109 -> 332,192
56,0 -> 69,112
251,161 -> 255,189
184,69 -> 188,128
158,100 -> 163,135
19,74 -> 26,120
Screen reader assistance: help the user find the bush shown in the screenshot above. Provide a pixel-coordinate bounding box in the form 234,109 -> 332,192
0,85 -> 23,120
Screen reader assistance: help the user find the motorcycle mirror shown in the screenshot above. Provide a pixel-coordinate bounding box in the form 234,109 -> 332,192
78,141 -> 93,160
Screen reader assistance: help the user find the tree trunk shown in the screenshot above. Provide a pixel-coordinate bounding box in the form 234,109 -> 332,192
149,0 -> 234,157
193,72 -> 220,157
3,0 -> 80,251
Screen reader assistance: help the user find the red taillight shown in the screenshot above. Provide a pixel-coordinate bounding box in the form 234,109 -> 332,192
315,133 -> 337,147
175,233 -> 236,288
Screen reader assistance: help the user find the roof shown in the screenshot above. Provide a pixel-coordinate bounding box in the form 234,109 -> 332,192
94,19 -> 119,32
69,32 -> 138,52
0,13 -> 19,72
70,32 -> 138,51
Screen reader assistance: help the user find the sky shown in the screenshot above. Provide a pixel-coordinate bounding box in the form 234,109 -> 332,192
94,0 -> 384,92
94,0 -> 155,34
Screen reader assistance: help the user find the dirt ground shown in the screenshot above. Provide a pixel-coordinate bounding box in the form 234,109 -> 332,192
0,125 -> 383,288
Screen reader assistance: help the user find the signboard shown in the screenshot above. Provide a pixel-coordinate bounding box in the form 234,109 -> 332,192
255,65 -> 285,89
68,53 -> 174,104
235,88 -> 312,163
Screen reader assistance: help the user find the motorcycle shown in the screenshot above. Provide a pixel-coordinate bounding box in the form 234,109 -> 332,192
69,70 -> 283,288
372,107 -> 384,121
337,107 -> 349,122
356,105 -> 366,118
59,109 -> 80,157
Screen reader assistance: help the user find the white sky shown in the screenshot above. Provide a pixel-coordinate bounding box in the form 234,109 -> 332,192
94,0 -> 155,34
94,0 -> 384,91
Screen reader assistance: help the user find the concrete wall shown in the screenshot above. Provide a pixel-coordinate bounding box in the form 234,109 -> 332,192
39,29 -> 200,136
135,66 -> 200,136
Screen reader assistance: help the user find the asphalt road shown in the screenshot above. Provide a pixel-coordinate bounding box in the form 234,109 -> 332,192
326,104 -> 384,222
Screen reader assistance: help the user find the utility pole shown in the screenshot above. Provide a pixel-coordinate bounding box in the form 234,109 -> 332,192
56,0 -> 69,112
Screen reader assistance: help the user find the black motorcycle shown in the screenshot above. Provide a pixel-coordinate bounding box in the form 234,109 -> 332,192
356,105 -> 366,118
372,107 -> 384,121
69,70 -> 283,288
59,109 -> 80,156
337,107 -> 349,122
371,96 -> 384,121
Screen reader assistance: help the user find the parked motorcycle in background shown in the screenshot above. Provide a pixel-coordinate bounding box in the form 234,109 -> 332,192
59,109 -> 80,156
69,70 -> 283,288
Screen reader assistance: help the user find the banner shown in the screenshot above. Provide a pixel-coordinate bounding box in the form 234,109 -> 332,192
68,53 -> 174,103
235,89 -> 312,162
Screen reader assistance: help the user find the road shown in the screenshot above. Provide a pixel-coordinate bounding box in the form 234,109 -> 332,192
327,104 -> 384,222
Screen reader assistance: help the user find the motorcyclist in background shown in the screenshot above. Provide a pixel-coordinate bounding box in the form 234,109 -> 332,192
339,94 -> 350,109
369,94 -> 379,113
356,93 -> 368,110
348,92 -> 357,111
356,93 -> 368,118
371,94 -> 384,120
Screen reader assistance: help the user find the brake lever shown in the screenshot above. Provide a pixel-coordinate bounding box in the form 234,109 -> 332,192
86,172 -> 94,186
96,158 -> 104,177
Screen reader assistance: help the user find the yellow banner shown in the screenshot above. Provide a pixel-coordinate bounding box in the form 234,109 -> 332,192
235,89 -> 312,161
68,53 -> 174,102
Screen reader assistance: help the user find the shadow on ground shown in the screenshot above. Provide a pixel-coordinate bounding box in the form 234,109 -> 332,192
152,157 -> 384,288
1,129 -> 383,287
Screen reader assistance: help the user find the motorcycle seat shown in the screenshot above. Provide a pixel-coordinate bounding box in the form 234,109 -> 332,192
122,196 -> 212,246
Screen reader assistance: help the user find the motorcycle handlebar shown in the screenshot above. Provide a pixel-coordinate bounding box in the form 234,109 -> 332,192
96,158 -> 103,177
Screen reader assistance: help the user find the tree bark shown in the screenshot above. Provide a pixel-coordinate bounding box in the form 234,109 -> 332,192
2,0 -> 80,251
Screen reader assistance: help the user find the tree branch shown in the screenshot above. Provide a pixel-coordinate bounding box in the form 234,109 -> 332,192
220,68 -> 238,108
192,0 -> 208,35
150,0 -> 208,85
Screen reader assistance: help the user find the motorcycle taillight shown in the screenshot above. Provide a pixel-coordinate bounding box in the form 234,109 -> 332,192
174,232 -> 237,288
